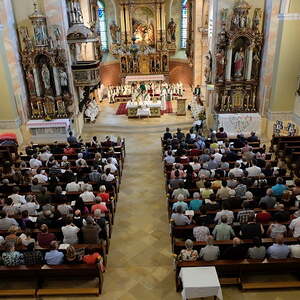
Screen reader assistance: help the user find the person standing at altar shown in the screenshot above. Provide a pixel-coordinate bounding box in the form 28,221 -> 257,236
161,87 -> 168,110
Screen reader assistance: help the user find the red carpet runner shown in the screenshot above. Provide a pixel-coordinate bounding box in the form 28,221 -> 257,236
116,101 -> 173,115
115,103 -> 128,115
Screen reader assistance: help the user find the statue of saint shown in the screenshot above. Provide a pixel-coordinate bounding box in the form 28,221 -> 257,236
252,8 -> 262,31
26,72 -> 36,95
231,14 -> 239,29
252,52 -> 261,79
35,27 -> 45,45
167,18 -> 176,43
234,48 -> 245,78
239,12 -> 248,28
110,21 -> 120,43
59,69 -> 68,91
204,51 -> 212,83
41,64 -> 51,90
216,49 -> 225,82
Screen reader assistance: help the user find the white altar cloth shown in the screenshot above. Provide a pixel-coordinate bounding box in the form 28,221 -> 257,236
126,101 -> 161,109
125,74 -> 165,83
217,113 -> 261,137
27,119 -> 70,143
179,267 -> 223,300
27,119 -> 70,129
137,107 -> 151,117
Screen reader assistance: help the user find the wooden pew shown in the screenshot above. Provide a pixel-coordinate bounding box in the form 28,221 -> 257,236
175,258 -> 300,291
0,264 -> 103,297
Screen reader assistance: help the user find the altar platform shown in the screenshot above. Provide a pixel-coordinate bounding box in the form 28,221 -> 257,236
217,113 -> 261,137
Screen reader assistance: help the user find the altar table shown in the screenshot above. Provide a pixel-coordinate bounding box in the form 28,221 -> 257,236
179,267 -> 223,300
27,119 -> 70,143
217,113 -> 261,137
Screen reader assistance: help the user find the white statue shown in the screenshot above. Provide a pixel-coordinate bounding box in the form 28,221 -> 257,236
41,64 -> 51,90
59,69 -> 68,88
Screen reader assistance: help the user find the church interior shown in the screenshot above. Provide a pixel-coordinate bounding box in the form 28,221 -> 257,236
0,0 -> 300,299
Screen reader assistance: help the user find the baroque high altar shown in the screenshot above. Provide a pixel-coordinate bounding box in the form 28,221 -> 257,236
110,0 -> 176,79
213,0 -> 264,113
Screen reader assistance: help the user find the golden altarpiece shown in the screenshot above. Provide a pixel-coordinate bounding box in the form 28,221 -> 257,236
109,0 -> 176,79
214,1 -> 264,113
18,3 -> 73,119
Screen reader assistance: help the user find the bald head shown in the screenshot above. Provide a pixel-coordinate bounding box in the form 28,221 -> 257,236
233,237 -> 241,246
207,235 -> 214,245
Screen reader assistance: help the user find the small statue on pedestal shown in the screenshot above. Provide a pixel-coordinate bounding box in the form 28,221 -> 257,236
167,18 -> 176,43
110,21 -> 120,43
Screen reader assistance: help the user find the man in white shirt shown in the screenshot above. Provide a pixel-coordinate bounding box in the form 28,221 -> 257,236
38,148 -> 52,162
189,157 -> 201,172
33,169 -> 48,183
61,217 -> 80,244
246,161 -> 261,177
29,154 -> 42,169
80,186 -> 95,203
213,150 -> 223,163
289,216 -> 300,238
164,151 -> 175,164
199,235 -> 220,261
228,162 -> 244,177
214,203 -> 234,224
8,187 -> 26,205
20,195 -> 40,215
66,181 -> 81,192
104,158 -> 118,173
107,156 -> 118,166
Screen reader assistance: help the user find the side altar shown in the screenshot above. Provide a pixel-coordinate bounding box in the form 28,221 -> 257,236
213,1 -> 264,114
217,113 -> 261,137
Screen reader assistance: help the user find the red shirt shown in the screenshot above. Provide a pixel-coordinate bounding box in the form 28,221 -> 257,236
37,232 -> 56,248
97,192 -> 110,202
256,211 -> 272,223
91,203 -> 108,213
83,252 -> 101,264
64,148 -> 76,155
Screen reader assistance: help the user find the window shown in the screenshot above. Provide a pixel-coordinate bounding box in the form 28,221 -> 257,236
97,1 -> 108,51
181,0 -> 188,49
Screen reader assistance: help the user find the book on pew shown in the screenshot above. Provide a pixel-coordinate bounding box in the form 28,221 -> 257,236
28,216 -> 37,222
59,244 -> 70,250
286,180 -> 295,186
185,210 -> 194,216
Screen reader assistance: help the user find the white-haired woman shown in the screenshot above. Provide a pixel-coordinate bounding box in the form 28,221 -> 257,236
178,239 -> 198,261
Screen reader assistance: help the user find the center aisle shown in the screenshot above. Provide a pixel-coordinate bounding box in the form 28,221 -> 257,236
100,132 -> 181,300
